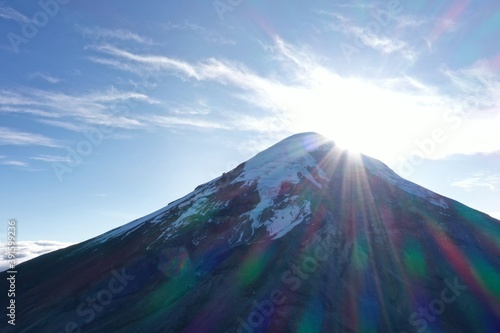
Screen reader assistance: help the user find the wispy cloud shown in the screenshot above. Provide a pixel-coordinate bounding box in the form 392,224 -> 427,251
163,21 -> 236,45
450,172 -> 500,191
0,156 -> 29,167
87,44 -> 200,78
86,37 -> 500,161
351,26 -> 408,54
0,106 -> 58,118
435,61 -> 500,156
331,3 -> 375,10
317,10 -> 419,60
0,90 -> 38,106
31,154 -> 73,163
147,115 -> 231,130
29,72 -> 62,84
441,61 -> 500,115
315,11 -> 349,23
37,119 -> 86,131
88,42 -> 298,112
0,127 -> 60,147
0,5 -> 29,24
394,16 -> 427,30
169,100 -> 212,115
78,26 -> 154,45
0,87 -> 158,131
0,240 -> 73,271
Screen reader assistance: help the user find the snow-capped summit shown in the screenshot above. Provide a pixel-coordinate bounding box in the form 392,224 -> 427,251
2,133 -> 499,333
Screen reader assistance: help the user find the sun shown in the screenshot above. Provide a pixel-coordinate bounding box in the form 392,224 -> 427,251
334,137 -> 366,156
285,74 -> 431,166
283,75 -> 390,157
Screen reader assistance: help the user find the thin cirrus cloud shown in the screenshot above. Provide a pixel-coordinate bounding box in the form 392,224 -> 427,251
0,88 -> 158,131
85,36 -> 500,162
87,42 -> 304,109
0,106 -> 58,118
86,42 -> 301,131
317,11 -> 418,60
78,25 -> 155,45
163,21 -> 236,45
449,172 -> 500,191
87,44 -> 201,78
341,23 -> 408,54
0,160 -> 29,167
0,5 -> 30,24
146,115 -> 232,130
36,119 -> 88,132
29,72 -> 62,84
169,103 -> 211,115
0,155 -> 29,167
80,22 -> 235,47
332,3 -> 375,10
441,61 -> 500,113
2,80 -> 232,134
0,126 -> 60,147
31,154 -> 73,163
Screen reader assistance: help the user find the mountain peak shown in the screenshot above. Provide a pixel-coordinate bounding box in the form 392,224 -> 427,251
2,133 -> 499,333
241,132 -> 333,179
277,131 -> 330,145
272,132 -> 333,153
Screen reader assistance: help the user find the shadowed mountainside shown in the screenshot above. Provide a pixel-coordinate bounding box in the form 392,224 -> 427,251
2,133 -> 499,332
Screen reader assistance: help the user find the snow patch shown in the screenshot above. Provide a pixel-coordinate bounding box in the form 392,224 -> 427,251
265,201 -> 311,239
362,156 -> 449,210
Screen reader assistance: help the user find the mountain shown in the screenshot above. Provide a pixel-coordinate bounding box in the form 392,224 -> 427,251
2,132 -> 500,333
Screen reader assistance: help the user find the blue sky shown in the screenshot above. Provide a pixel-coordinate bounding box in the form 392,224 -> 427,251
0,0 -> 499,257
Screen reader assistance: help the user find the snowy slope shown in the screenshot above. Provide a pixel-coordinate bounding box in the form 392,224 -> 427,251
85,132 -> 451,250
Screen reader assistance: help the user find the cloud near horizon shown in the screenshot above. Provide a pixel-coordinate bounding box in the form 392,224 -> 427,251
0,240 -> 73,271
